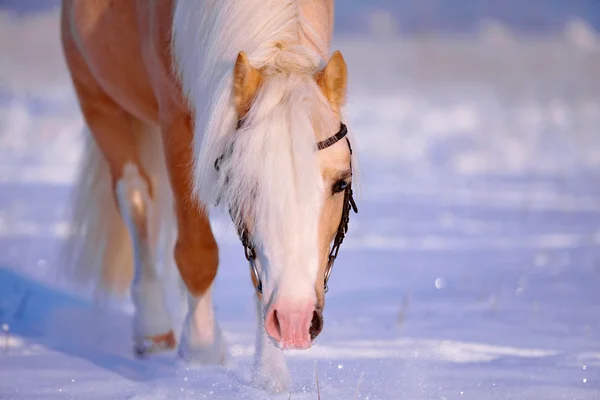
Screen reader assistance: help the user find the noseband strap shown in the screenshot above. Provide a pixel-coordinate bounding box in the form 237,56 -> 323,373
215,121 -> 357,294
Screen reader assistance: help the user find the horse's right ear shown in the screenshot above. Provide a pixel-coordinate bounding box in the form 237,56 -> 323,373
315,50 -> 347,111
233,51 -> 262,117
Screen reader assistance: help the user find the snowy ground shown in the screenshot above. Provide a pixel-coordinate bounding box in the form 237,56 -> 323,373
1,9 -> 600,400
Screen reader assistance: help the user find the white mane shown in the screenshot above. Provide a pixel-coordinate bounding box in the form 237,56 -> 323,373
172,0 -> 352,286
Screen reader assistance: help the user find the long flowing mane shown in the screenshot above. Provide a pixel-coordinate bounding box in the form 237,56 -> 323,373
172,0 -> 352,260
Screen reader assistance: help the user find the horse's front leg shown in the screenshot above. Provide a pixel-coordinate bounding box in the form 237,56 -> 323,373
162,112 -> 227,365
252,291 -> 290,392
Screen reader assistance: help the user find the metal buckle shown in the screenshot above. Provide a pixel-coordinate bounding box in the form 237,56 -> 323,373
249,257 -> 262,294
245,246 -> 262,294
323,256 -> 335,293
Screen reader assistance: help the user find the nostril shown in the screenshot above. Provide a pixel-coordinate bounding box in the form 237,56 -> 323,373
273,310 -> 281,338
265,308 -> 284,342
309,309 -> 324,340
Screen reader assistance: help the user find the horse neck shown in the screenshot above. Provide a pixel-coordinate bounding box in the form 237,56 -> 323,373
297,0 -> 334,59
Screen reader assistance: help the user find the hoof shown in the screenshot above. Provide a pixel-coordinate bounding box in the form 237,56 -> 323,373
252,350 -> 290,394
178,326 -> 228,366
134,330 -> 177,357
252,364 -> 290,394
177,336 -> 228,366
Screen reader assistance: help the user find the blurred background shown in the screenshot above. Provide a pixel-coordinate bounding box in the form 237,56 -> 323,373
0,1 -> 599,399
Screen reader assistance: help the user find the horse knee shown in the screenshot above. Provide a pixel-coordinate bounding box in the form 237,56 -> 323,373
174,236 -> 219,296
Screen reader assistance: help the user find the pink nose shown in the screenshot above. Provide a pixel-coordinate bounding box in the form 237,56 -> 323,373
264,301 -> 324,350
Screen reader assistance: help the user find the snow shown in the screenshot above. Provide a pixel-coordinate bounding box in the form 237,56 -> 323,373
1,8 -> 600,400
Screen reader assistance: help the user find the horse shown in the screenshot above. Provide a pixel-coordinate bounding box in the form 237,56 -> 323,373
59,0 -> 357,391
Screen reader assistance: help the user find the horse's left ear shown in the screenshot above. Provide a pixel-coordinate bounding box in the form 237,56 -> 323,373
233,51 -> 262,117
315,50 -> 347,110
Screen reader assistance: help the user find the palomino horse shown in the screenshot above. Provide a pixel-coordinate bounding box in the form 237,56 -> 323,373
60,0 -> 357,391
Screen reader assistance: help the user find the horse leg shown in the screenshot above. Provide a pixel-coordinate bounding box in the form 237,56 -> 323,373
252,288 -> 290,392
70,74 -> 174,355
160,112 -> 227,365
115,159 -> 176,356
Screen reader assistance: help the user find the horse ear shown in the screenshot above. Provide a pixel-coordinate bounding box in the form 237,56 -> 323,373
315,50 -> 347,110
233,51 -> 262,117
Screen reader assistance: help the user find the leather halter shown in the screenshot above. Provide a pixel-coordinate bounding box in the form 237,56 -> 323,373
215,122 -> 358,294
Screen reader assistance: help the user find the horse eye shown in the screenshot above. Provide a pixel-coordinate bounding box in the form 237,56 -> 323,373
332,179 -> 349,194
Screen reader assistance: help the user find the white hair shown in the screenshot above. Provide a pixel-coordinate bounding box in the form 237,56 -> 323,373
172,0 -> 352,294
